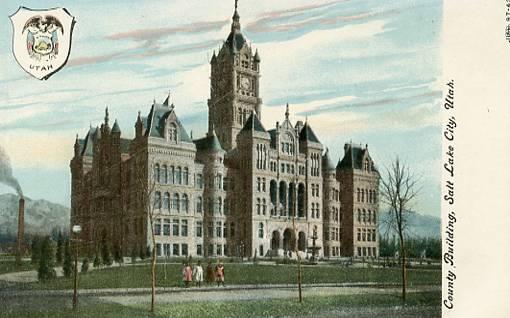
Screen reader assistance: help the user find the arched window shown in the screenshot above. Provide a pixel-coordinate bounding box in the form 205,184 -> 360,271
162,165 -> 168,184
196,196 -> 203,213
154,191 -> 161,209
316,203 -> 320,218
168,123 -> 178,142
262,198 -> 266,215
365,158 -> 370,171
163,192 -> 170,210
217,197 -> 222,214
176,167 -> 182,184
170,166 -> 175,184
154,164 -> 160,183
258,222 -> 264,238
256,198 -> 261,215
362,209 -> 366,223
367,210 -> 372,223
357,209 -> 361,222
182,194 -> 189,213
171,193 -> 179,211
357,188 -> 360,202
183,168 -> 189,185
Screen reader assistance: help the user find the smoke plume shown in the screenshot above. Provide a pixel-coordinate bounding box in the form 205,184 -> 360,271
0,145 -> 23,197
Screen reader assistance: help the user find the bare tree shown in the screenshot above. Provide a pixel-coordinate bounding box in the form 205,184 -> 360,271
380,157 -> 420,302
136,159 -> 158,313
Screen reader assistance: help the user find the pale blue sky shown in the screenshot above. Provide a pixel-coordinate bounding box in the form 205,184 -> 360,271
0,0 -> 442,216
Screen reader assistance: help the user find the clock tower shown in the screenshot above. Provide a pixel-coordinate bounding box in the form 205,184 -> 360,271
208,1 -> 262,151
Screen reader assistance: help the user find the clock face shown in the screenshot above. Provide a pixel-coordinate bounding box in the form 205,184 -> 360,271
241,77 -> 251,90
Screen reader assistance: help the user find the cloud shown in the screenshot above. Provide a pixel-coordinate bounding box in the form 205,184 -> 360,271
105,19 -> 229,42
301,90 -> 442,116
67,51 -> 123,67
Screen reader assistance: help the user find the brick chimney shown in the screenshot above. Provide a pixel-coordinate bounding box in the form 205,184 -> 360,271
17,197 -> 25,255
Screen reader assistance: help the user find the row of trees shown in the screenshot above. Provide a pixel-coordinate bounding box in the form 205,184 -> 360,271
379,235 -> 441,260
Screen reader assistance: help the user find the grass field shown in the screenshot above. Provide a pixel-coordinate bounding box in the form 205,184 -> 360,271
0,290 -> 441,318
0,259 -> 34,275
20,263 -> 440,290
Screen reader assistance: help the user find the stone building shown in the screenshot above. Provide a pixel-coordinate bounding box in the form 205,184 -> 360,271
70,4 -> 380,259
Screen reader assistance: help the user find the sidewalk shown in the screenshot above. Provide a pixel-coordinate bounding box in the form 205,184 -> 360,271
0,282 -> 441,298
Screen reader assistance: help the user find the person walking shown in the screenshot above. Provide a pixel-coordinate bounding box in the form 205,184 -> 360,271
184,263 -> 193,288
206,260 -> 215,285
215,260 -> 225,287
193,261 -> 204,287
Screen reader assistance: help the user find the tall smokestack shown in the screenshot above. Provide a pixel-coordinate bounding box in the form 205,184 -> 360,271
17,197 -> 25,257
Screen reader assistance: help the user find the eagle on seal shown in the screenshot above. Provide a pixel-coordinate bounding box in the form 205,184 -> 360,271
23,15 -> 63,57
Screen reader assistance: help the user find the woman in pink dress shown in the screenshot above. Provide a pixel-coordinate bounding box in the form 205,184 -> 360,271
183,263 -> 193,287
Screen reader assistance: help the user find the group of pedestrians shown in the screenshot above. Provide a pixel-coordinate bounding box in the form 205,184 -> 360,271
181,260 -> 225,288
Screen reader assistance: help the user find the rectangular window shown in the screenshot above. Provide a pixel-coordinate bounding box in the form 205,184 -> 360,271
208,244 -> 214,256
224,244 -> 228,256
181,220 -> 188,237
259,245 -> 264,256
172,219 -> 179,236
181,244 -> 188,256
163,219 -> 170,236
156,243 -> 161,256
164,243 -> 171,256
197,174 -> 203,189
197,244 -> 202,256
196,221 -> 203,237
154,219 -> 161,236
216,221 -> 222,238
173,243 -> 180,256
208,222 -> 214,237
357,247 -> 362,257
216,244 -> 222,256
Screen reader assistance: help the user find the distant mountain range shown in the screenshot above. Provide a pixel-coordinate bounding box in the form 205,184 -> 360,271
379,211 -> 441,239
0,193 -> 69,241
0,192 -> 440,242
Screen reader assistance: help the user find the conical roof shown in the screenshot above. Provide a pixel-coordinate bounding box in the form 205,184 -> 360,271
322,148 -> 336,171
111,119 -> 121,134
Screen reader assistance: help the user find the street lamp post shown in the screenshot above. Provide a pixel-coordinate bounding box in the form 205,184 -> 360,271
71,224 -> 81,310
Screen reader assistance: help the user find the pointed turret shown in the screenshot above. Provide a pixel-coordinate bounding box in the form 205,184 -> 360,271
163,90 -> 171,106
241,111 -> 267,133
322,148 -> 336,171
210,50 -> 217,64
135,111 -> 143,137
254,49 -> 260,62
112,119 -> 121,134
74,134 -> 81,157
104,107 -> 109,126
231,0 -> 241,32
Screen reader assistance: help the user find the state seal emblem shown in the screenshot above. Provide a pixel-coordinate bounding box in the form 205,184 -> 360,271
9,7 -> 75,80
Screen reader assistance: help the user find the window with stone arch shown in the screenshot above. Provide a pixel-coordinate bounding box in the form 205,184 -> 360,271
280,133 -> 294,155
258,222 -> 264,238
167,122 -> 178,142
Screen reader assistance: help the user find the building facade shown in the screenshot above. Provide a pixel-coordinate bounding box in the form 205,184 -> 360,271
70,5 -> 380,259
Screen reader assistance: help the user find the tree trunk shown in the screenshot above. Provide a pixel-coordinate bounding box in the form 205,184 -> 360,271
399,232 -> 406,303
151,245 -> 156,312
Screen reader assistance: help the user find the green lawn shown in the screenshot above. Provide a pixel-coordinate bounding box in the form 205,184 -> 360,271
21,263 -> 440,290
0,259 -> 34,275
0,290 -> 441,318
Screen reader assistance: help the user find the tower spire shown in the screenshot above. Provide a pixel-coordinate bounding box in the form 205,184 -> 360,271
285,103 -> 290,120
231,0 -> 241,31
104,107 -> 109,125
